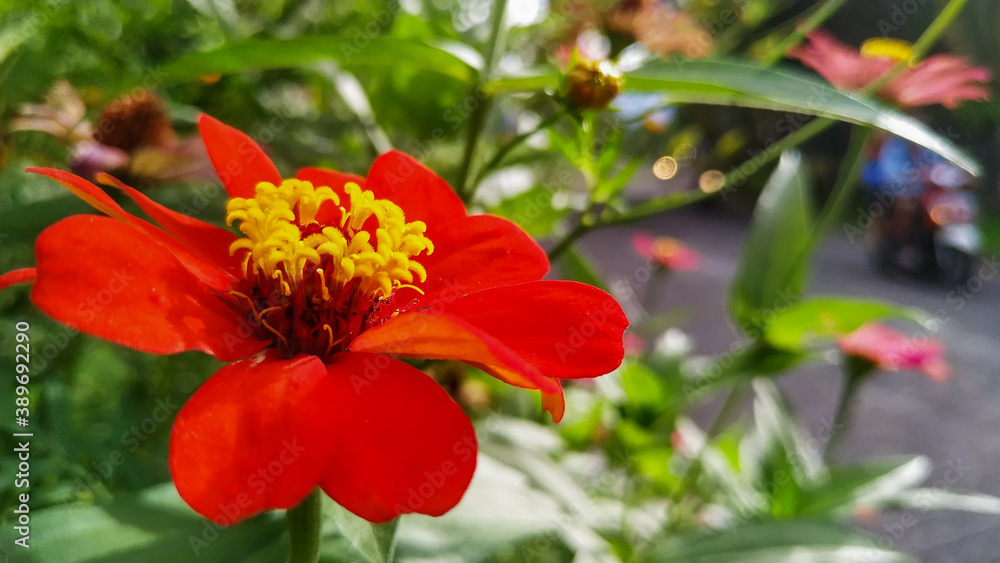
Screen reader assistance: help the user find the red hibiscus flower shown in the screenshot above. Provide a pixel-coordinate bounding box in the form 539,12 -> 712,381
837,322 -> 950,382
632,231 -> 700,271
788,30 -> 991,109
0,115 -> 627,525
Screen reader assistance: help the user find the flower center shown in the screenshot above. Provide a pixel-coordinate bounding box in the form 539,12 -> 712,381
860,38 -> 913,64
225,178 -> 433,360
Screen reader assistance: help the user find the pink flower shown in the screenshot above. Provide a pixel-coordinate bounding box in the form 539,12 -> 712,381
788,30 -> 991,109
622,331 -> 646,356
632,231 -> 700,271
837,323 -> 950,382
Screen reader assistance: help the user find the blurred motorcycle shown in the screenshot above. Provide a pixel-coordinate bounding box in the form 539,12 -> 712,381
865,162 -> 980,287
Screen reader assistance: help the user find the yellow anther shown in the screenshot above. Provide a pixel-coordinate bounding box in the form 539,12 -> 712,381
226,177 -> 433,300
860,38 -> 914,65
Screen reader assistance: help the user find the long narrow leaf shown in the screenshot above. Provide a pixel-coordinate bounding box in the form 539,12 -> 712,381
159,37 -> 479,85
487,59 -> 981,175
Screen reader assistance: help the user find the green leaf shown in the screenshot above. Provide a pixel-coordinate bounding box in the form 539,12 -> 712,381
883,489 -> 1000,514
0,484 -> 285,563
394,455 -> 565,563
487,60 -> 981,175
0,11 -> 35,64
158,37 -> 479,85
729,151 -> 814,334
620,360 -> 665,409
748,380 -> 825,517
799,456 -> 932,517
560,247 -> 609,292
683,343 -> 808,402
488,185 -> 564,238
764,297 -> 932,351
323,497 -> 397,563
638,520 -> 915,563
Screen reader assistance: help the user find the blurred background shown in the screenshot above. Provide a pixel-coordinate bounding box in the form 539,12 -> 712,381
1,1 -> 998,562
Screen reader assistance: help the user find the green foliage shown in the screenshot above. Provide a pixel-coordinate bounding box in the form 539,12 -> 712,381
729,151 -> 814,333
764,297 -> 931,351
638,520 -> 915,563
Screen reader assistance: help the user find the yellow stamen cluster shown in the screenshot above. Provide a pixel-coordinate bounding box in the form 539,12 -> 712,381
860,38 -> 914,65
226,179 -> 433,300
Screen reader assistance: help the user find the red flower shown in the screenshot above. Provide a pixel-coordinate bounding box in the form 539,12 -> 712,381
0,115 -> 627,525
788,30 -> 991,109
632,231 -> 700,271
837,323 -> 950,382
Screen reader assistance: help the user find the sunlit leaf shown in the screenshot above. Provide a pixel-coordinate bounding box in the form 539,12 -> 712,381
159,37 -> 479,85
487,60 -> 982,175
638,520 -> 914,562
765,297 -> 932,351
0,484 -> 284,563
799,456 -> 932,517
323,497 -> 397,563
729,151 -> 814,333
883,489 -> 1000,514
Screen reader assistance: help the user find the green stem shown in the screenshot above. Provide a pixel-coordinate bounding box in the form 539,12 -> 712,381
824,370 -> 863,463
471,109 -> 566,189
909,0 -> 968,60
759,0 -> 849,66
669,383 -> 748,506
810,126 -> 873,245
547,217 -> 591,261
455,0 -> 509,202
608,116 -> 834,228
862,0 -> 969,94
286,490 -> 322,563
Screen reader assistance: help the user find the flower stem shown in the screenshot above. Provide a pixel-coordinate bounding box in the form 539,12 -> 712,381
776,124 -> 872,288
286,489 -> 322,563
669,383 -> 747,504
471,109 -> 567,189
824,369 -> 864,463
862,0 -> 969,94
547,217 -> 591,261
455,0 -> 509,202
759,0 -> 849,66
909,0 -> 968,60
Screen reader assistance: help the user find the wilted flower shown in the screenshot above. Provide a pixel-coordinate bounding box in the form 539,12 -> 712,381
837,323 -> 950,381
0,115 -> 628,525
555,0 -> 712,65
10,80 -> 93,143
10,82 -> 213,183
788,30 -> 991,109
608,0 -> 713,60
632,231 -> 700,271
565,58 -> 624,111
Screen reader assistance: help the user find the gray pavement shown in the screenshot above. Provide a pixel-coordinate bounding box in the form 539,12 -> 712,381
578,207 -> 1000,562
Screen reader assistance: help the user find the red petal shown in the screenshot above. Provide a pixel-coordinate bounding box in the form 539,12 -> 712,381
296,166 -> 366,189
433,281 -> 628,379
32,215 -> 266,361
26,167 -> 130,222
28,168 -> 235,290
97,173 -> 242,277
365,150 -> 466,232
320,352 -> 476,523
0,268 -> 36,291
541,378 -> 566,423
198,114 -> 282,199
170,351 -> 336,524
350,311 -> 558,393
398,214 -> 549,308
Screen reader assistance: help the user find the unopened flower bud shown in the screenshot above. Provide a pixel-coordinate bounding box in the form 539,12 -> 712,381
564,60 -> 624,111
